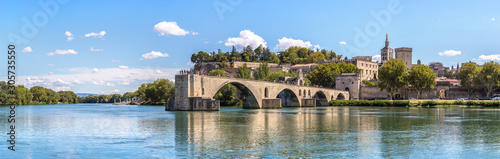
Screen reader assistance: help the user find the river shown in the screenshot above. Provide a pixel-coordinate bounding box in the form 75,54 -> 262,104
1,104 -> 500,158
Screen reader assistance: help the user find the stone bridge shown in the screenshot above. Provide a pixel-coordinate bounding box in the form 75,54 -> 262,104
171,74 -> 349,110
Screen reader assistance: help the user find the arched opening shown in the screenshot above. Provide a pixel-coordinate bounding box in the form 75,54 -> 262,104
202,88 -> 205,95
303,90 -> 306,97
299,80 -> 303,86
299,89 -> 302,96
439,89 -> 446,99
276,89 -> 300,107
308,90 -> 311,97
331,95 -> 334,101
212,82 -> 259,109
336,93 -> 345,100
313,91 -> 329,106
265,87 -> 269,98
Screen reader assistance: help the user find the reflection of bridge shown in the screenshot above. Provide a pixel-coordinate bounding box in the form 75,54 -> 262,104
170,74 -> 349,110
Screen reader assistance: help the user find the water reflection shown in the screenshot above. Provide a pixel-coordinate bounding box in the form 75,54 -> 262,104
1,105 -> 500,158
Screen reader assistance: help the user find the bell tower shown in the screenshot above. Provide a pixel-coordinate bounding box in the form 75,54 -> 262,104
380,34 -> 393,64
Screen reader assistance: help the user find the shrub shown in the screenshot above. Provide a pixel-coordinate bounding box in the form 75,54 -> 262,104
362,80 -> 376,86
439,101 -> 452,105
466,101 -> 477,106
421,100 -> 438,106
453,100 -> 465,105
393,100 -> 410,107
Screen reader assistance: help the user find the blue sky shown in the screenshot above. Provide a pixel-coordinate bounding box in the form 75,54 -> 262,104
1,0 -> 499,94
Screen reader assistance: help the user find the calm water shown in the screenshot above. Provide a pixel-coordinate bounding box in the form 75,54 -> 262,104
1,104 -> 500,158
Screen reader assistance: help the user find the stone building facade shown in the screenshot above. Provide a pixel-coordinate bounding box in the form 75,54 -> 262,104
321,57 -> 379,80
395,47 -> 413,70
381,34 -> 393,64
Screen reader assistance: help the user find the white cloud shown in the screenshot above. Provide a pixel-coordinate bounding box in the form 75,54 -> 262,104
275,37 -> 313,50
478,54 -> 500,61
23,77 -> 72,91
22,46 -> 33,52
372,55 -> 381,62
85,31 -> 106,38
73,79 -> 84,84
225,30 -> 267,50
11,67 -> 179,94
492,18 -> 496,21
46,49 -> 78,56
217,40 -> 223,44
187,62 -> 194,66
65,31 -> 74,41
48,64 -> 55,66
314,45 -> 321,51
112,60 -> 120,62
153,21 -> 191,36
339,41 -> 347,45
155,70 -> 162,74
92,68 -> 99,73
48,72 -> 54,75
90,47 -> 103,51
192,32 -> 199,35
92,81 -> 114,86
204,41 -> 209,44
118,80 -> 131,85
140,51 -> 169,60
111,89 -> 120,93
119,65 -> 129,69
438,50 -> 461,57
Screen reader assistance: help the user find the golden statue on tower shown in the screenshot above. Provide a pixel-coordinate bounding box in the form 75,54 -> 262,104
386,34 -> 388,41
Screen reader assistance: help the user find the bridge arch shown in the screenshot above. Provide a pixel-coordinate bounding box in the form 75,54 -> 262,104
336,93 -> 346,100
312,90 -> 329,106
273,88 -> 300,107
211,80 -> 261,108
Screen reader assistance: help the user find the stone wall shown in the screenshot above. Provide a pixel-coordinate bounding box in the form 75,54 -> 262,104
301,98 -> 316,107
174,75 -> 190,110
262,99 -> 282,109
336,73 -> 360,99
360,86 -> 389,99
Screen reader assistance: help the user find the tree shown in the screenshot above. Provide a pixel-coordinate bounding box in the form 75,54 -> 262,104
267,53 -> 280,64
443,71 -> 455,79
407,64 -> 437,99
457,62 -> 479,99
134,79 -> 175,104
306,62 -> 358,88
236,63 -> 252,79
476,61 -> 500,98
209,69 -> 226,77
377,59 -> 408,100
254,62 -> 270,80
254,45 -> 263,60
303,52 -> 325,63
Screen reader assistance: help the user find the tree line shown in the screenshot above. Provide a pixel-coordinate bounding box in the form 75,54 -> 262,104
0,82 -> 78,105
190,45 -> 339,67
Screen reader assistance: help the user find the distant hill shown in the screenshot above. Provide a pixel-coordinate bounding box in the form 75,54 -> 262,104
75,93 -> 100,97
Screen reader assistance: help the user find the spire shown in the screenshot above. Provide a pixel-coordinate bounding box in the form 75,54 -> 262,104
386,34 -> 388,41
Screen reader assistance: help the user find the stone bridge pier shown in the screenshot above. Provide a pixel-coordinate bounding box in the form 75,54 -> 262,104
170,74 -> 349,111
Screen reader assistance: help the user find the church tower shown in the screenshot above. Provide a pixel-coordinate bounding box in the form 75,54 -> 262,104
381,34 -> 393,64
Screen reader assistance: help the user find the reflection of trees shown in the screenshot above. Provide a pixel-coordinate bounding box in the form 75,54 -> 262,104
169,107 -> 499,158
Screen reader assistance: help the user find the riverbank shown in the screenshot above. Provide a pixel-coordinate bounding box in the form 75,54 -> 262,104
329,100 -> 500,108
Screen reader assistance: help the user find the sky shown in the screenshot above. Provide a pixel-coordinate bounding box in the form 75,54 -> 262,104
1,0 -> 499,94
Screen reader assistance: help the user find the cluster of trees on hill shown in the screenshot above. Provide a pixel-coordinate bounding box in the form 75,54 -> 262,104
191,45 -> 280,67
191,45 -> 339,67
457,61 -> 500,98
0,82 -> 77,105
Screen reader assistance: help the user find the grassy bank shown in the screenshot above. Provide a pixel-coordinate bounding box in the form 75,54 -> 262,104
329,100 -> 500,108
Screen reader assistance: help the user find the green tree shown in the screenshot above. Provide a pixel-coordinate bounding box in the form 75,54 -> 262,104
457,62 -> 479,99
476,61 -> 500,98
407,64 -> 437,99
254,62 -> 270,80
236,63 -> 252,79
213,84 -> 241,106
209,69 -> 226,77
303,52 -> 325,63
306,62 -> 358,88
378,59 -> 408,100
